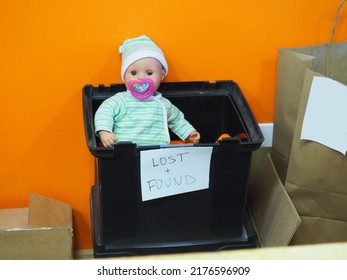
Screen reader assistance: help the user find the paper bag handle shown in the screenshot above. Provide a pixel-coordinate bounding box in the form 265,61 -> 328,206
329,0 -> 347,47
326,0 -> 346,76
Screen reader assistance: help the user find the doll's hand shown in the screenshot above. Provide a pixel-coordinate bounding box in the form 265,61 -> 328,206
186,130 -> 200,144
98,130 -> 118,147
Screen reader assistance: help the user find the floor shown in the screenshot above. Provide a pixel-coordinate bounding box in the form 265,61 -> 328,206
75,242 -> 347,260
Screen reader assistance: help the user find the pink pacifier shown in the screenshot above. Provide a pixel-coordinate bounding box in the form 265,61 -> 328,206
128,78 -> 155,100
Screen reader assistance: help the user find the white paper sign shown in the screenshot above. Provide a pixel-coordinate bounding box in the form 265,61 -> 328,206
140,147 -> 213,201
301,76 -> 347,155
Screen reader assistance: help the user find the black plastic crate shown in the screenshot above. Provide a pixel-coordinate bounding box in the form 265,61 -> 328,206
83,80 -> 264,257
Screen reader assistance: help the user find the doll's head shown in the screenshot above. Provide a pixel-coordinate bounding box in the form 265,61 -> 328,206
119,35 -> 168,100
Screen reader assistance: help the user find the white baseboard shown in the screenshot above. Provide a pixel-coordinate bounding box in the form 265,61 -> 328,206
259,123 -> 273,147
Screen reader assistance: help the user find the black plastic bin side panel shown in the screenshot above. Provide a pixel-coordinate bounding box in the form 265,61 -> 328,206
94,141 -> 251,248
209,142 -> 252,237
98,145 -> 140,245
90,185 -> 105,251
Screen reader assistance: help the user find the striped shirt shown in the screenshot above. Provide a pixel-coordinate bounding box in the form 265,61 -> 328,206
94,91 -> 195,146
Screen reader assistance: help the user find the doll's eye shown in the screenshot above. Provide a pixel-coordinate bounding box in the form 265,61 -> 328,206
147,71 -> 153,76
130,71 -> 137,76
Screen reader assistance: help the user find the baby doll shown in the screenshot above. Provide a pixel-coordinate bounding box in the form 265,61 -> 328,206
94,35 -> 200,147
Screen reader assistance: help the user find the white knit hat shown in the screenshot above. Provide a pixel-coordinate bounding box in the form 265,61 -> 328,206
118,35 -> 168,81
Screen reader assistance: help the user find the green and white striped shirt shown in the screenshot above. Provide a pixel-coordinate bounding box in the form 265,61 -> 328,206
94,91 -> 195,146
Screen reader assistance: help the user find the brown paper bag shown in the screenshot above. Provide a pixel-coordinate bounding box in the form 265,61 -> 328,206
285,69 -> 347,245
271,0 -> 347,183
271,0 -> 347,244
271,50 -> 315,183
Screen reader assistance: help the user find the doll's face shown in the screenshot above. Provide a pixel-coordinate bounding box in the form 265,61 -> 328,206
124,57 -> 165,93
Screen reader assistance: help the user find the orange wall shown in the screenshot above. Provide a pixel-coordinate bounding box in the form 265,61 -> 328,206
1,0 -> 346,250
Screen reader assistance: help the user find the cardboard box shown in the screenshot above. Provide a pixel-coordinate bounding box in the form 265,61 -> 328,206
0,193 -> 73,260
247,147 -> 301,247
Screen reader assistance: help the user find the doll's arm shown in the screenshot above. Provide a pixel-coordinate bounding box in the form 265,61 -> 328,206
186,130 -> 200,144
98,130 -> 118,147
165,99 -> 200,143
94,94 -> 125,147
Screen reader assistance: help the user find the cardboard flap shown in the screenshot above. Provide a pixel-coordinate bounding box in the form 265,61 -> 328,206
28,193 -> 72,228
248,153 -> 301,247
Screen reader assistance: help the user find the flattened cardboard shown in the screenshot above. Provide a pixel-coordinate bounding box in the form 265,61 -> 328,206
0,193 -> 73,260
247,150 -> 301,247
